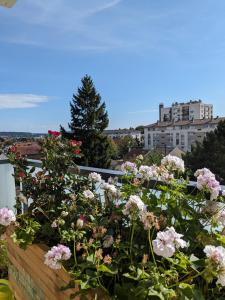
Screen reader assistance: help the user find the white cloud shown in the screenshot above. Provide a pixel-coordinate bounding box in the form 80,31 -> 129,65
0,94 -> 50,109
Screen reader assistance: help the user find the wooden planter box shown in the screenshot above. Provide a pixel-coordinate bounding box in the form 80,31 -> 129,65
5,230 -> 107,300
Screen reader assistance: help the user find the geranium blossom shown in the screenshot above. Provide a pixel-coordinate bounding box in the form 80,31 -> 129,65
204,245 -> 225,286
0,208 -> 16,226
161,155 -> 185,173
83,190 -> 95,200
194,168 -> 221,200
152,227 -> 187,258
121,161 -> 138,174
139,165 -> 158,180
88,172 -> 102,183
122,195 -> 146,218
44,245 -> 71,269
48,130 -> 61,137
204,245 -> 225,267
102,182 -> 118,196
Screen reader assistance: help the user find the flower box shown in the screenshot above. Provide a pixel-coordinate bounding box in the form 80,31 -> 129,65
6,230 -> 75,299
5,229 -> 107,300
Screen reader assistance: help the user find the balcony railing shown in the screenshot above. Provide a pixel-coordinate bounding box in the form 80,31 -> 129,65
0,158 -> 225,211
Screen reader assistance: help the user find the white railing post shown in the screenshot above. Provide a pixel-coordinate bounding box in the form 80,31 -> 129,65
0,160 -> 16,211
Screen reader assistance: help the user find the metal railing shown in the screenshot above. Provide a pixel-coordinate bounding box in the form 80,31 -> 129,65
0,158 -> 225,211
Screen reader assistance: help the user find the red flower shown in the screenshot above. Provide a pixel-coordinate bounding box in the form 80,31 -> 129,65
70,140 -> 82,146
48,130 -> 60,137
18,171 -> 26,178
10,146 -> 17,153
74,149 -> 81,155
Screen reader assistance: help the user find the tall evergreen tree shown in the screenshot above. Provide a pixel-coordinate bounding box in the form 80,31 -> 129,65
61,75 -> 111,168
184,120 -> 225,183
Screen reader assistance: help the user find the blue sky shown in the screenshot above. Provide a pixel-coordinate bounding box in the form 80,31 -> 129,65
1,0 -> 225,132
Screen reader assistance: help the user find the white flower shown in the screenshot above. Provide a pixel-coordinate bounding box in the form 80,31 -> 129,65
152,227 -> 187,258
217,209 -> 225,226
102,183 -> 118,196
51,220 -> 58,228
121,161 -> 138,174
83,190 -> 95,200
217,271 -> 225,286
161,155 -> 185,173
103,235 -> 114,248
61,211 -> 69,217
204,245 -> 225,267
0,208 -> 16,226
76,217 -> 85,228
122,195 -> 146,218
88,172 -> 102,183
139,165 -> 156,180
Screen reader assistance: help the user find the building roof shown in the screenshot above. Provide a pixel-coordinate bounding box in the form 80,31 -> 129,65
169,147 -> 185,158
14,142 -> 41,156
144,117 -> 225,129
104,129 -> 141,134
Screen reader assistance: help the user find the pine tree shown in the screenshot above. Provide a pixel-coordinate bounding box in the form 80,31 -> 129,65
61,75 -> 111,168
184,120 -> 225,183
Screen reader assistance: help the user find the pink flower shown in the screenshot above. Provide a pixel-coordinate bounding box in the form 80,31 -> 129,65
0,208 -> 16,226
204,245 -> 225,267
194,168 -> 221,200
44,244 -> 71,269
152,227 -> 187,258
83,190 -> 95,200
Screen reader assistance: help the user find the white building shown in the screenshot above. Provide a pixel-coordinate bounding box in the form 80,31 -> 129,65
144,117 -> 225,152
159,100 -> 213,122
104,129 -> 142,141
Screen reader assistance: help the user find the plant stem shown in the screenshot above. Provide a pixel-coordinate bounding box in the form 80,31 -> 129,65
73,237 -> 77,266
130,223 -> 135,263
168,270 -> 204,288
148,226 -> 157,267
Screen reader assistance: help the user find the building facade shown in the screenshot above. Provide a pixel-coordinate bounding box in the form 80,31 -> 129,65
159,100 -> 213,122
144,118 -> 224,152
104,129 -> 142,141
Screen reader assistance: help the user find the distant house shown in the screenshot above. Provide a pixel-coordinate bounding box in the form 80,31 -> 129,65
104,129 -> 142,141
14,142 -> 42,159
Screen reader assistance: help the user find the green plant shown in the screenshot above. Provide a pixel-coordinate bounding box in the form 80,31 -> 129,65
4,132 -> 225,299
0,279 -> 14,300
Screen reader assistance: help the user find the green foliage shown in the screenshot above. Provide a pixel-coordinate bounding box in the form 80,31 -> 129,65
11,216 -> 41,249
0,279 -> 14,300
184,120 -> 225,183
7,135 -> 225,299
0,239 -> 8,279
61,75 -> 112,168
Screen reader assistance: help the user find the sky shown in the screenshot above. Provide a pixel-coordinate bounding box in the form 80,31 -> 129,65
1,0 -> 225,132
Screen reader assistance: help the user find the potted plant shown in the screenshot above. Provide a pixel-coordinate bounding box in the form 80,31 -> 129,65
1,133 -> 225,299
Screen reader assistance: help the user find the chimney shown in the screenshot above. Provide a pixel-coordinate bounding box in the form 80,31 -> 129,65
159,103 -> 164,122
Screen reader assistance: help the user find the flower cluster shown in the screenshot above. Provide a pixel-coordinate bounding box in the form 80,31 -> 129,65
152,227 -> 187,258
139,165 -> 158,181
44,244 -> 71,269
194,168 -> 221,200
204,245 -> 225,286
88,172 -> 102,183
48,130 -> 61,137
161,154 -> 185,173
122,195 -> 146,219
0,208 -> 16,227
121,161 -> 138,174
102,182 -> 118,197
83,190 -> 95,200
